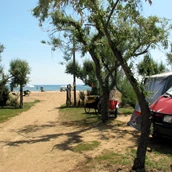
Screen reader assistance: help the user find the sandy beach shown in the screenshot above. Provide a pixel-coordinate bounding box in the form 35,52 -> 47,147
0,91 -> 138,172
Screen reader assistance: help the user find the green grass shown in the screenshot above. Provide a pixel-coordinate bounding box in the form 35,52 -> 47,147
95,149 -> 132,165
0,100 -> 40,123
145,150 -> 172,171
76,149 -> 133,172
118,106 -> 134,115
59,105 -> 101,126
73,141 -> 100,152
77,148 -> 172,172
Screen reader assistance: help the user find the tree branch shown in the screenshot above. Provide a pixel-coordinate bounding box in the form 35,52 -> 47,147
134,44 -> 151,57
107,0 -> 120,26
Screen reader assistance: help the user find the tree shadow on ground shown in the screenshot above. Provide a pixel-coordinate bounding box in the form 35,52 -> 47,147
6,129 -> 90,152
59,114 -> 172,155
6,133 -> 63,146
3,116 -> 140,152
17,122 -> 57,133
4,112 -> 171,157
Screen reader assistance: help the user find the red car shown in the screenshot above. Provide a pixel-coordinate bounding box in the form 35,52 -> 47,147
150,87 -> 172,139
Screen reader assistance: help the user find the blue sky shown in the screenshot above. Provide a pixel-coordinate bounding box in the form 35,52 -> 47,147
0,0 -> 172,85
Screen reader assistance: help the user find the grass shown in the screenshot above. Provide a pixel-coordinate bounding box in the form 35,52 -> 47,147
145,149 -> 172,171
72,147 -> 172,172
118,106 -> 134,114
59,105 -> 172,172
73,149 -> 133,171
59,105 -> 101,126
73,141 -> 100,153
92,148 -> 172,172
0,100 -> 40,123
95,149 -> 132,165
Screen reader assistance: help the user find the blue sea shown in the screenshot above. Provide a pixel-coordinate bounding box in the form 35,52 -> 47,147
13,85 -> 91,92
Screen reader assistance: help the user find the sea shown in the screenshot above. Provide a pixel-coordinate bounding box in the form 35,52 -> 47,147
12,85 -> 91,92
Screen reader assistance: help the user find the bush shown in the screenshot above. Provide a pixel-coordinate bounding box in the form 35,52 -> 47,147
121,86 -> 136,108
79,91 -> 85,105
8,93 -> 20,108
118,78 -> 137,108
0,85 -> 9,106
86,90 -> 91,96
90,87 -> 99,95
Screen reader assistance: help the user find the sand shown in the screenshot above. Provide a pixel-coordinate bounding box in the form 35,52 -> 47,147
0,91 -> 139,172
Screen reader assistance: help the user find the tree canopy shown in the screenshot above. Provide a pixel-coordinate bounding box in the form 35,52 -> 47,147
9,59 -> 31,108
0,43 -> 9,106
138,55 -> 166,76
0,43 -> 5,74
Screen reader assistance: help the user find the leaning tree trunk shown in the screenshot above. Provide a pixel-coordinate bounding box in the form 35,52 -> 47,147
104,34 -> 152,170
19,85 -> 23,108
132,97 -> 151,170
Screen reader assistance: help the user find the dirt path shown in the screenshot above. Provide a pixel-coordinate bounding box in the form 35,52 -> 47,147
0,91 -> 139,172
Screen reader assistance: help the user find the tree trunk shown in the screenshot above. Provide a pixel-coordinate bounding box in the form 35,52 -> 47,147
104,33 -> 151,170
132,98 -> 151,170
20,85 -> 23,108
101,91 -> 109,123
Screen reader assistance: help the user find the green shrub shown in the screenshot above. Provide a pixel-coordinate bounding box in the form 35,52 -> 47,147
120,83 -> 136,107
0,85 -> 9,106
90,86 -> 99,95
8,94 -> 19,108
79,91 -> 85,105
86,89 -> 91,96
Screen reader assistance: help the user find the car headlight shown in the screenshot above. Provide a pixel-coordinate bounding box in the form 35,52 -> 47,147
163,115 -> 172,123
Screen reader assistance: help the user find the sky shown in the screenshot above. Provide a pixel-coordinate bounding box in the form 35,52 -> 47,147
0,0 -> 172,85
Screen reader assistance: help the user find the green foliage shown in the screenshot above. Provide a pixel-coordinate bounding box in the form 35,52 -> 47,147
9,59 -> 31,108
90,86 -> 99,95
66,59 -> 98,87
65,60 -> 82,78
117,70 -> 137,107
81,60 -> 97,86
121,85 -> 137,108
0,43 -> 10,106
66,59 -> 100,95
41,37 -> 62,51
8,94 -> 20,108
0,43 -> 5,58
86,89 -> 91,96
79,91 -> 85,105
0,85 -> 9,106
138,55 -> 166,76
9,59 -> 31,86
166,53 -> 172,65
